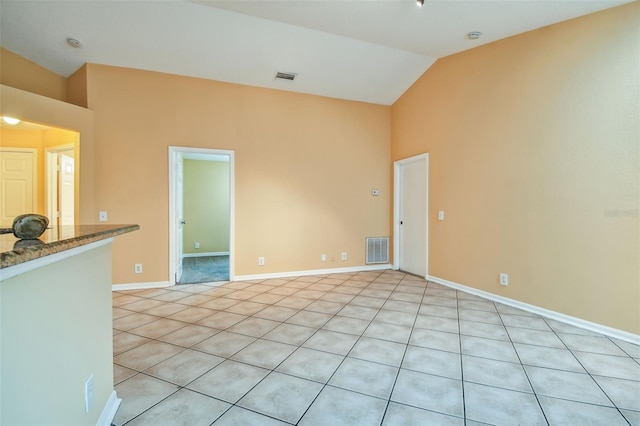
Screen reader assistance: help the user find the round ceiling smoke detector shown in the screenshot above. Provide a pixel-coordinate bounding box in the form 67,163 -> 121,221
466,32 -> 482,40
67,37 -> 82,48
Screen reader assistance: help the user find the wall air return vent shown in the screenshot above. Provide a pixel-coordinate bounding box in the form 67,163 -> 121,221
366,237 -> 389,264
275,71 -> 297,81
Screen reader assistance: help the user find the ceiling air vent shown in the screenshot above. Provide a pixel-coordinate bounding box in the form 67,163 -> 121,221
275,71 -> 297,81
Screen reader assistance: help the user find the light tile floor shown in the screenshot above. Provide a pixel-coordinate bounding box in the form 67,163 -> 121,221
112,271 -> 640,426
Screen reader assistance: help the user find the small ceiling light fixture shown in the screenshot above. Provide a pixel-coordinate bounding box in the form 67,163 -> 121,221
67,37 -> 82,48
416,0 -> 424,6
466,31 -> 482,40
2,116 -> 21,125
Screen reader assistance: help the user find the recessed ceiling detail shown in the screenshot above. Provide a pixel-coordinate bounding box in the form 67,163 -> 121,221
275,71 -> 297,82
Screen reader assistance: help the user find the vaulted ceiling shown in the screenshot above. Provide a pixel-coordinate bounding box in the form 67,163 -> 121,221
0,0 -> 629,105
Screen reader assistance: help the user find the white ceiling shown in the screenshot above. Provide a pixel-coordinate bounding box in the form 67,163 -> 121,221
0,0 -> 629,105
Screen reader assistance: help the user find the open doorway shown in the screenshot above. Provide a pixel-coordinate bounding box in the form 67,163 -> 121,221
0,119 -> 79,232
46,144 -> 75,239
169,146 -> 234,285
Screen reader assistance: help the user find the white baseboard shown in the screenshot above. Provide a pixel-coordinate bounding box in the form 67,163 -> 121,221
96,390 -> 121,426
183,251 -> 230,258
111,265 -> 391,291
112,281 -> 172,291
427,275 -> 640,346
235,264 -> 392,281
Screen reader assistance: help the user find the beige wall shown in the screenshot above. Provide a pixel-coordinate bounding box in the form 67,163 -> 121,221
0,85 -> 95,224
183,159 -> 230,254
391,3 -> 640,333
1,243 -> 114,425
84,64 -> 391,283
0,47 -> 67,101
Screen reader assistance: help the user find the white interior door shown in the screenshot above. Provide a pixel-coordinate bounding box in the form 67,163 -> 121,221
175,152 -> 184,283
396,154 -> 428,277
0,149 -> 36,226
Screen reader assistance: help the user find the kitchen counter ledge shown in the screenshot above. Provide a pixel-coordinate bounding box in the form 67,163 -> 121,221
0,224 -> 139,270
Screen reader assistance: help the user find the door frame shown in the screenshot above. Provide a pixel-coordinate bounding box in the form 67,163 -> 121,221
57,150 -> 75,227
168,146 -> 235,285
45,144 -> 75,231
393,153 -> 429,277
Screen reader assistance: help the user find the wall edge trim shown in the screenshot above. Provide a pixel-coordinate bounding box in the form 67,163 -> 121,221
96,390 -> 121,426
112,281 -> 172,291
427,275 -> 640,345
235,264 -> 392,281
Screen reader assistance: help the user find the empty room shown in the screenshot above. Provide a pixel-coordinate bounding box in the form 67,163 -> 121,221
0,0 -> 638,425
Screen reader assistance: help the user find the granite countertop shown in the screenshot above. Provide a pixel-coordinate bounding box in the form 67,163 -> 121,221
0,224 -> 139,269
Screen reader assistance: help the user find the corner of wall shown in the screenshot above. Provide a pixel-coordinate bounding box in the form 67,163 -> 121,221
67,65 -> 89,108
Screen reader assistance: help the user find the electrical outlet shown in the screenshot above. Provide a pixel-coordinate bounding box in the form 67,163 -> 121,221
134,264 -> 143,274
258,257 -> 265,266
341,252 -> 347,261
194,242 -> 200,249
499,273 -> 508,286
84,374 -> 94,413
99,211 -> 108,222
321,254 -> 326,261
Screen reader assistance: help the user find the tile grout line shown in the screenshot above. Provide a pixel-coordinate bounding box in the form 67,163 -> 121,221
287,272 -> 403,424
540,317 -> 633,425
121,275 -> 444,422
378,275 -> 430,426
455,287 -> 468,426
114,277 -> 293,425
117,274 -> 311,426
539,316 -> 635,426
498,300 -> 550,426
289,271 -> 394,424
209,271 -> 388,424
